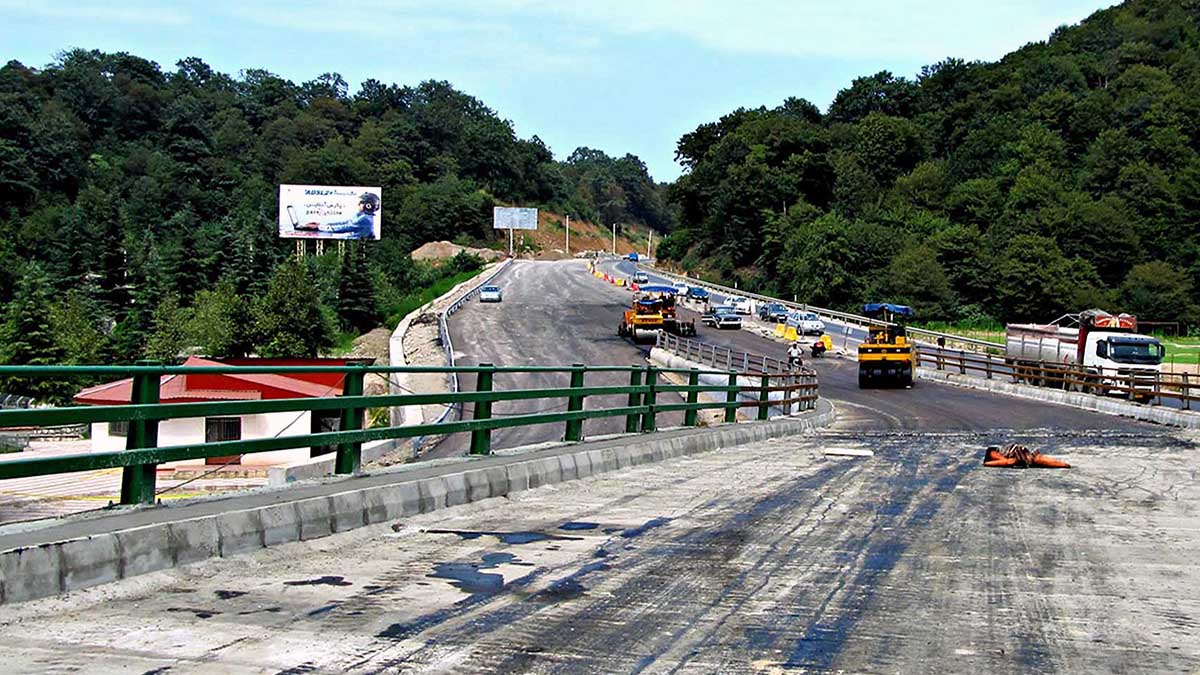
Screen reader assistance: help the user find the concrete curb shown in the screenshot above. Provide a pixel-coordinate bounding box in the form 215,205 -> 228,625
918,367 -> 1200,429
0,410 -> 833,606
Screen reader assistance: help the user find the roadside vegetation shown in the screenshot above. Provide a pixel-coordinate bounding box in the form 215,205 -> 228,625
658,0 -> 1200,331
0,53 -> 670,400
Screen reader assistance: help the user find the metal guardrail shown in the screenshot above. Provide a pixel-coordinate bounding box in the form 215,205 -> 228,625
433,258 -> 515,429
655,333 -> 820,413
635,260 -> 1000,353
916,348 -> 1199,408
0,360 -> 795,506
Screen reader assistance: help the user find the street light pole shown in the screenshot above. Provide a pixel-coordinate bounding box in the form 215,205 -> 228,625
565,215 -> 570,256
612,223 -> 616,255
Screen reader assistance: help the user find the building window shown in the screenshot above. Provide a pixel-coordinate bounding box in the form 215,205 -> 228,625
205,417 -> 242,443
109,420 -> 129,437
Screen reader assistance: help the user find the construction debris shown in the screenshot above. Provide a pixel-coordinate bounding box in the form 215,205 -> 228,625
982,443 -> 1070,469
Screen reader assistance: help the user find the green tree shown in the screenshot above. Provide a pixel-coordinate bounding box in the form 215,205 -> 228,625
337,242 -> 380,332
145,293 -> 191,362
1119,261 -> 1198,325
0,264 -> 69,401
186,281 -> 253,357
254,260 -> 334,358
50,285 -> 111,364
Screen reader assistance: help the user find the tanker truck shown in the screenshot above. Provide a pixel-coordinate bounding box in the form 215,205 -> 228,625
1005,309 -> 1164,398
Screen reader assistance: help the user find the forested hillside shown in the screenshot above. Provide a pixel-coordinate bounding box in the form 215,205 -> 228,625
0,50 -> 668,387
660,0 -> 1200,327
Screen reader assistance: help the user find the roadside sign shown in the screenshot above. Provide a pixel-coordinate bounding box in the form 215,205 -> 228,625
493,207 -> 538,230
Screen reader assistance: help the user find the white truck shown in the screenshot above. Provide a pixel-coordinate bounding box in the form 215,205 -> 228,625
1005,309 -> 1164,397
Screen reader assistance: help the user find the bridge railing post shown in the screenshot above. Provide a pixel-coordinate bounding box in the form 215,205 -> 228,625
724,371 -> 738,424
469,363 -> 495,455
335,363 -> 367,475
640,366 -> 658,432
564,364 -> 586,442
1184,372 -> 1191,410
625,367 -> 643,433
120,360 -> 162,505
757,374 -> 771,420
684,369 -> 700,427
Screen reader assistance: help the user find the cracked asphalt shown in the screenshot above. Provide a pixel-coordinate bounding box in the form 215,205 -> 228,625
1,259 -> 1194,673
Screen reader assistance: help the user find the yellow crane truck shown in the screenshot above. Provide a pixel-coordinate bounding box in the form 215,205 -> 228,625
858,303 -> 916,388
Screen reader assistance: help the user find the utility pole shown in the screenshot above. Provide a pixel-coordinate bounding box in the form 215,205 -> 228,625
647,229 -> 653,260
565,215 -> 570,256
612,223 -> 617,255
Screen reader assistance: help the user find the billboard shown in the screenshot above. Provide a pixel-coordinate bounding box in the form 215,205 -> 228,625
493,207 -> 538,230
279,185 -> 382,240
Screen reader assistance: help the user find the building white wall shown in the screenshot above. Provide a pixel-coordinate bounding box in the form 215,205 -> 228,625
90,410 -> 315,468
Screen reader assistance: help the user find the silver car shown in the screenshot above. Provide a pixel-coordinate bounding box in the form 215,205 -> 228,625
479,285 -> 502,303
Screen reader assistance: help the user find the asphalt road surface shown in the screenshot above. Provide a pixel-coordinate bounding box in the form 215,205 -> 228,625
3,427 -> 1193,673
435,260 -> 686,457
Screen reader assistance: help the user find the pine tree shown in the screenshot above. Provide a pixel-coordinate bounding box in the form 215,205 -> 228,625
337,241 -> 380,332
0,263 -> 70,401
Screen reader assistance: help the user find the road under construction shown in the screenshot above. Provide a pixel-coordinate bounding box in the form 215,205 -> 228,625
1,259 -> 1196,673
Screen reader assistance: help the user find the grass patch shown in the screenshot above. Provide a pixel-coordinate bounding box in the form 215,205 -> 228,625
911,320 -> 1005,345
331,330 -> 359,355
384,267 -> 486,327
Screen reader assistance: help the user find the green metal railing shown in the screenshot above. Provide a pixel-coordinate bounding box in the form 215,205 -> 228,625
0,362 -> 818,507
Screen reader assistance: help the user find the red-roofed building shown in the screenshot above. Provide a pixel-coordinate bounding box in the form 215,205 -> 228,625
77,356 -> 374,468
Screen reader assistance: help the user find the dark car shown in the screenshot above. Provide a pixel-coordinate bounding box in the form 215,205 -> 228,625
701,306 -> 742,329
687,286 -> 711,301
758,302 -> 789,323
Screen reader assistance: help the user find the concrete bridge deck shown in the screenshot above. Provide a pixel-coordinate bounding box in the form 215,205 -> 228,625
1,423 -> 1194,673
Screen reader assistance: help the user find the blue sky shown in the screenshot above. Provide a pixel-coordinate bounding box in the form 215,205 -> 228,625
1,0 -> 1115,181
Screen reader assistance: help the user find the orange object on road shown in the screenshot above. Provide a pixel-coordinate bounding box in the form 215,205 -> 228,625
982,443 -> 1070,468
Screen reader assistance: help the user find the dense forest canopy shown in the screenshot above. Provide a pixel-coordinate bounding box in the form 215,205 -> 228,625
0,49 -> 670,392
659,0 -> 1200,327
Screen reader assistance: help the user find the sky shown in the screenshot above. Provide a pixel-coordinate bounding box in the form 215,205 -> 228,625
0,0 -> 1117,181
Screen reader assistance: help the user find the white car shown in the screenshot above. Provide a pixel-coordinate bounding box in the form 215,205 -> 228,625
787,311 -> 825,335
479,285 -> 502,303
728,296 -> 754,315
633,272 -> 649,284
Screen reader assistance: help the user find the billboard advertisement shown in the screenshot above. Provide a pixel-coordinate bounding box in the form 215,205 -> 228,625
493,207 -> 538,230
279,185 -> 382,240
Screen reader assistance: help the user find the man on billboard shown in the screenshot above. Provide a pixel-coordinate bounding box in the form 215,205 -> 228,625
294,192 -> 380,239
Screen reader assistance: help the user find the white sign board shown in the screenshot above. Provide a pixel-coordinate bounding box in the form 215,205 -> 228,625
493,207 -> 538,231
279,184 -> 382,240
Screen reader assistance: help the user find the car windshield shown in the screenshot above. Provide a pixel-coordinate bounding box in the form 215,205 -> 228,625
482,286 -> 499,292
1107,339 -> 1164,364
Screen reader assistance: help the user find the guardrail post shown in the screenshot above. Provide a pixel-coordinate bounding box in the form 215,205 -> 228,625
564,364 -> 586,442
684,369 -> 700,427
757,374 -> 771,420
625,367 -> 643,433
120,360 -> 162,505
724,371 -> 738,423
640,366 -> 658,432
335,363 -> 367,475
725,349 -> 732,370
469,363 -> 495,455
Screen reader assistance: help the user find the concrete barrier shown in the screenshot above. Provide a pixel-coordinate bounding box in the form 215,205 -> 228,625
0,405 -> 835,605
918,367 -> 1200,429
